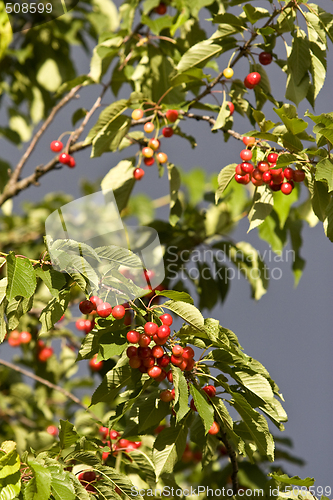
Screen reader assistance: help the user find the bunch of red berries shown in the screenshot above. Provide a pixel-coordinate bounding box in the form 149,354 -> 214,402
7,330 -> 32,347
131,109 -> 179,180
189,385 -> 220,435
126,313 -> 196,380
98,426 -> 141,461
36,340 -> 54,362
77,470 -> 98,493
50,140 -> 76,168
76,296 -> 128,335
234,137 -> 305,194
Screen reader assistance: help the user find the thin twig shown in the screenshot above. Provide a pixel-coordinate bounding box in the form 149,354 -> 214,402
217,429 -> 239,494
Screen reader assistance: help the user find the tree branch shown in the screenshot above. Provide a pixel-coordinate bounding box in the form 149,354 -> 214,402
182,111 -> 243,141
217,428 -> 239,494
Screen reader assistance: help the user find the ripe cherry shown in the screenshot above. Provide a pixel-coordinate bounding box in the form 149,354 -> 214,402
144,157 -> 155,166
272,172 -> 284,184
223,67 -> 234,79
241,162 -> 254,174
202,385 -> 216,398
208,421 -> 220,435
99,426 -> 109,439
126,346 -> 138,358
190,399 -> 197,412
38,347 -> 54,362
132,109 -> 144,120
156,369 -> 167,382
179,359 -> 188,371
75,319 -> 86,331
252,168 -> 262,181
89,355 -> 104,372
281,182 -> 293,195
46,425 -> 59,436
50,140 -> 63,152
127,330 -> 140,344
171,354 -> 183,366
90,296 -> 102,308
110,430 -> 120,440
59,153 -> 71,165
144,122 -> 155,133
156,152 -> 168,164
157,354 -> 170,367
79,300 -> 95,315
244,72 -> 261,88
129,356 -> 142,369
154,2 -> 167,14
134,167 -> 145,180
144,322 -> 158,335
259,52 -> 273,65
166,110 -> 178,122
84,319 -> 94,334
182,346 -> 194,360
148,138 -> 160,151
160,313 -> 173,326
240,149 -> 253,161
293,170 -> 305,182
19,331 -> 32,344
284,167 -> 294,180
152,345 -> 164,358
153,333 -> 168,345
267,152 -> 278,163
138,334 -> 151,347
143,356 -> 155,368
257,161 -> 269,173
269,180 -> 281,191
172,345 -> 183,357
167,371 -> 173,383
226,101 -> 234,115
68,156 -> 76,168
251,176 -> 263,187
138,347 -> 152,358
160,390 -> 173,402
112,305 -> 125,320
262,171 -> 272,183
81,471 -> 96,483
235,173 -> 250,184
235,164 -> 246,176
97,302 -> 112,318
242,136 -> 255,146
162,127 -> 174,138
157,325 -> 170,339
147,366 -> 162,379
142,147 -> 154,158
186,358 -> 195,371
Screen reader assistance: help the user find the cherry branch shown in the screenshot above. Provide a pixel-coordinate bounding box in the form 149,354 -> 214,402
217,428 -> 239,494
0,358 -> 99,420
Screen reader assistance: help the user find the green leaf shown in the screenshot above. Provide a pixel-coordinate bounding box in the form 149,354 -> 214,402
59,420 -> 80,449
323,195 -> 333,242
285,73 -> 310,106
25,458 -> 52,500
91,362 -> 132,405
242,5 -> 269,24
141,13 -> 174,35
162,300 -> 204,330
95,466 -> 144,500
189,385 -> 214,434
315,158 -> 333,191
215,164 -> 237,203
39,291 -> 70,336
99,332 -> 127,360
309,43 -> 326,99
6,253 -> 36,300
0,278 -> 7,305
85,99 -> 128,145
137,394 -> 171,433
272,188 -> 298,229
212,98 -> 229,131
273,105 -> 308,135
155,290 -> 194,304
311,180 -> 330,221
288,31 -> 311,86
268,472 -> 314,487
101,159 -> 136,212
56,75 -> 93,97
258,212 -> 287,255
0,302 -> 6,343
49,468 -> 75,500
35,266 -> 67,298
176,41 -> 223,73
153,422 -> 188,480
171,367 -> 190,422
167,164 -> 182,226
248,185 -> 274,232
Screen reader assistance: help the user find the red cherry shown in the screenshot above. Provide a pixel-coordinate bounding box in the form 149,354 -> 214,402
171,354 -> 183,366
162,127 -> 174,138
267,152 -> 278,163
235,164 -> 246,176
144,122 -> 155,133
50,140 -> 63,152
165,109 -> 178,122
152,345 -> 164,358
242,136 -> 255,146
172,345 -> 183,357
134,167 -> 145,180
258,161 -> 269,173
272,172 -> 284,184
157,325 -> 170,339
81,471 -> 96,483
76,319 -> 87,331
142,147 -> 154,158
259,52 -> 273,65
110,430 -> 120,440
293,170 -> 305,182
79,300 -> 95,315
156,369 -> 167,382
144,157 -> 155,166
208,421 -> 220,435
262,171 -> 272,183
138,334 -> 151,347
96,302 -> 112,318
154,2 -> 167,14
148,138 -> 160,151
179,359 -> 187,371
226,101 -> 234,115
240,162 -> 254,174
143,356 -> 155,368
137,346 -> 152,358
284,167 -> 294,180
244,72 -> 261,88
182,346 -> 194,360
240,149 -> 253,161
202,385 -> 216,398
269,180 -> 281,191
157,354 -> 170,367
144,322 -> 158,336
160,390 -> 173,402
90,296 -> 102,308
38,347 -> 54,362
68,156 -> 76,168
153,333 -> 168,345
252,168 -> 262,181
112,305 -> 125,320
160,313 -> 173,326
129,356 -> 141,369
185,358 -> 195,371
156,152 -> 168,164
127,346 -> 138,358
166,371 -> 173,383
46,425 -> 59,436
147,366 -> 162,379
235,173 -> 250,184
89,355 -> 104,372
102,452 -> 109,461
59,153 -> 71,164
190,399 -> 197,411
251,177 -> 263,187
19,331 -> 31,344
126,330 -> 140,343
281,182 -> 293,195
85,484 -> 97,493
99,426 -> 109,439
84,319 -> 94,334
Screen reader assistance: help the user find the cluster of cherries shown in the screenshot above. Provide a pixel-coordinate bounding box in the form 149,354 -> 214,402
154,1 -> 167,14
234,136 -> 305,194
6,330 -> 54,363
189,385 -> 220,435
98,426 -> 141,461
50,140 -> 76,168
131,108 -> 178,180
